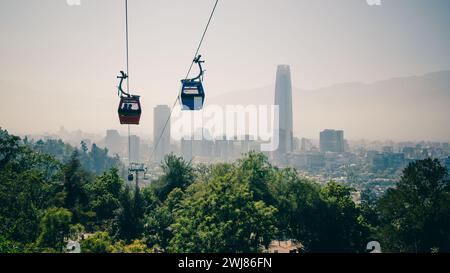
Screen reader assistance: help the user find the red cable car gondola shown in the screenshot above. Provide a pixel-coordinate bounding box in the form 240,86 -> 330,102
117,71 -> 142,125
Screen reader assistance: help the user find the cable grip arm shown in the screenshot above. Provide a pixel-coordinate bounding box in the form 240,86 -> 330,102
117,71 -> 131,97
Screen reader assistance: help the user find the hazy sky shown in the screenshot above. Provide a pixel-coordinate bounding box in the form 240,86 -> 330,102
0,0 -> 449,139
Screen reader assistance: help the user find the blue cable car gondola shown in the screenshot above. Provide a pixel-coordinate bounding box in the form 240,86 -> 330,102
180,55 -> 205,111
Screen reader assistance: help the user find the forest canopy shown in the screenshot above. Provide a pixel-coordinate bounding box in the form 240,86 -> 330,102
0,129 -> 449,253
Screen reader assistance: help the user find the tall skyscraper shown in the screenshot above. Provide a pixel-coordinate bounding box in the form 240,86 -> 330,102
153,105 -> 171,162
320,129 -> 345,153
274,65 -> 294,157
129,135 -> 141,163
105,130 -> 122,156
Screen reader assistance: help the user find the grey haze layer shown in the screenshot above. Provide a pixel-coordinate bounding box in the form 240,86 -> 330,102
209,70 -> 450,141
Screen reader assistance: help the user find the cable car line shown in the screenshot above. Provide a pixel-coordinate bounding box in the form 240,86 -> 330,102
116,0 -> 142,127
149,0 -> 220,163
125,0 -> 130,93
184,0 -> 219,80
179,0 -> 218,111
149,96 -> 179,164
115,0 -> 143,176
125,0 -> 131,166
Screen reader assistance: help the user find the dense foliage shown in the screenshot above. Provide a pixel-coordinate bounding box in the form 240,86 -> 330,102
1,129 -> 449,253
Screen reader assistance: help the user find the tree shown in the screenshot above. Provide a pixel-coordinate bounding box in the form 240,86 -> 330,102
0,130 -> 62,246
141,186 -> 161,215
62,151 -> 92,224
89,144 -> 119,175
268,169 -> 370,252
63,151 -> 86,208
0,169 -> 48,244
0,236 -> 26,253
37,207 -> 72,251
69,223 -> 85,241
30,138 -> 121,175
268,168 -> 325,250
81,232 -> 114,253
312,181 -> 369,252
0,130 -> 125,253
360,188 -> 381,239
154,154 -> 195,201
86,168 -> 123,228
112,239 -> 152,253
115,186 -> 144,242
132,186 -> 145,239
377,158 -> 450,252
122,240 -> 151,253
167,164 -> 278,253
237,152 -> 276,205
143,189 -> 175,252
0,129 -> 21,169
31,139 -> 74,163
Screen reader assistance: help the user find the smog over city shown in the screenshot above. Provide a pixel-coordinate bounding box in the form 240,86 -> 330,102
1,0 -> 449,140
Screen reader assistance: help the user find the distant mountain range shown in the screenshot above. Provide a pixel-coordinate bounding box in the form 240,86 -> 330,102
208,70 -> 450,141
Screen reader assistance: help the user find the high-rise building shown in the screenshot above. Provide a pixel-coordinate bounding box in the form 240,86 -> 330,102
320,129 -> 345,153
300,138 -> 313,152
274,65 -> 294,157
181,137 -> 193,161
153,105 -> 171,162
105,130 -> 122,156
215,137 -> 232,160
306,152 -> 325,170
372,152 -> 405,171
129,135 -> 141,163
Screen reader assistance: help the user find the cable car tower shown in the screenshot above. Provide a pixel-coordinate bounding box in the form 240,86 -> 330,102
128,163 -> 148,188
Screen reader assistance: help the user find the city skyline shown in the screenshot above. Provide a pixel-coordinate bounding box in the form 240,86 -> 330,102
3,67 -> 449,142
1,0 -> 449,141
